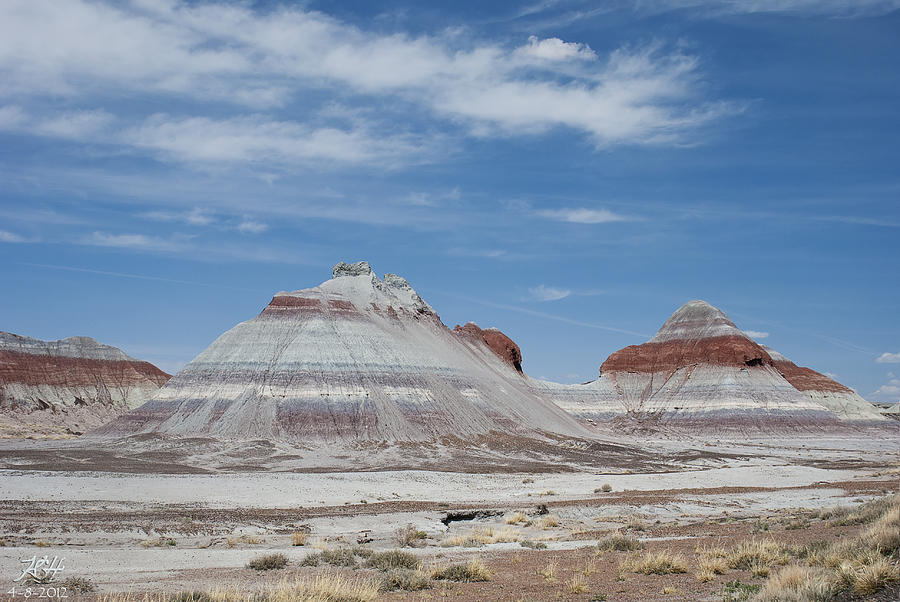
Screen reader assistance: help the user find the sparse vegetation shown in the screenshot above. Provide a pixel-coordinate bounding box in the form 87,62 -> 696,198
519,539 -> 548,549
539,514 -> 560,529
291,531 -> 309,546
538,558 -> 558,582
431,558 -> 492,582
621,550 -> 688,575
522,477 -> 534,484
721,580 -> 760,602
142,537 -> 177,548
625,516 -> 648,532
379,569 -> 432,592
537,490 -> 557,497
440,526 -> 520,547
756,565 -> 835,601
364,550 -> 419,571
247,553 -> 288,571
597,533 -> 643,552
568,573 -> 588,594
505,511 -> 530,525
226,534 -> 261,547
393,523 -> 427,547
601,483 -> 613,492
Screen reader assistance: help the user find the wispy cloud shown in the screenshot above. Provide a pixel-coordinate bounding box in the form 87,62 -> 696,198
871,378 -> 900,400
527,284 -> 572,301
537,207 -> 630,224
83,231 -> 192,253
0,230 -> 28,243
237,218 -> 268,234
876,351 -> 900,364
19,262 -> 261,292
0,0 -> 738,165
745,330 -> 770,339
141,207 -> 215,226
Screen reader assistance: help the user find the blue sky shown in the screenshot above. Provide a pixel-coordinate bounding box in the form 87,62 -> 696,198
1,0 -> 898,401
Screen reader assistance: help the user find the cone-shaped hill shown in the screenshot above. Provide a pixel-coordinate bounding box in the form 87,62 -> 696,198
97,262 -> 592,446
531,300 -> 888,431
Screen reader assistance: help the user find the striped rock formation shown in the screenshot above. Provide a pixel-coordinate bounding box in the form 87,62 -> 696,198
762,346 -> 885,422
99,262 -> 589,444
0,332 -> 170,437
532,300 -> 887,431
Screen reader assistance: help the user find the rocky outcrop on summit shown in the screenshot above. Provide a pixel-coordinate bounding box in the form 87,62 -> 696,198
533,300 -> 884,431
0,332 -> 171,438
98,262 -> 588,445
763,346 -> 885,422
453,323 -> 523,373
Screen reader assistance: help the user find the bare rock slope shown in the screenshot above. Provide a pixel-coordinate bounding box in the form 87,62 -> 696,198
532,300 -> 888,431
0,332 -> 170,438
98,262 -> 590,446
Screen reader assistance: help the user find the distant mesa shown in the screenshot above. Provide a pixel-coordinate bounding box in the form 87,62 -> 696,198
532,299 -> 888,430
0,331 -> 170,438
96,261 -> 587,447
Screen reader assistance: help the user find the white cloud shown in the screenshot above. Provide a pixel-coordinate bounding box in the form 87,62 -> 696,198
745,330 -> 769,339
0,230 -> 27,243
876,352 -> 900,364
527,285 -> 572,301
0,1 -> 737,155
0,105 -> 113,139
515,36 -> 596,61
142,207 -> 215,226
537,207 -> 629,224
872,378 -> 900,399
83,231 -> 191,253
125,114 -> 426,167
237,218 -> 267,234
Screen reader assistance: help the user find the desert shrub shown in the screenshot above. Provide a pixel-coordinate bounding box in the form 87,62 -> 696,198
364,550 -> 419,571
291,531 -> 309,546
321,548 -> 360,567
826,495 -> 897,527
62,577 -> 96,593
379,569 -> 432,592
538,558 -> 558,582
393,523 -> 427,547
597,533 -> 643,552
755,565 -> 835,601
783,518 -> 811,531
142,537 -> 177,548
621,550 -> 688,575
248,553 -> 288,571
601,483 -> 613,492
431,558 -> 492,582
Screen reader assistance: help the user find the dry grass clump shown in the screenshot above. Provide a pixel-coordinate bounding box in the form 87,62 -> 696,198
267,574 -> 380,602
726,538 -> 793,570
431,558 -> 492,582
226,534 -> 261,547
755,494 -> 900,599
597,533 -> 643,552
835,556 -> 900,594
539,514 -> 560,529
364,550 -> 419,571
621,550 -> 688,575
695,555 -> 728,582
755,565 -> 835,601
393,523 -> 427,547
291,532 -> 309,546
247,553 -> 288,571
439,526 -> 520,547
505,512 -> 531,525
519,539 -> 548,549
567,573 -> 588,594
537,558 -> 558,582
537,490 -> 557,496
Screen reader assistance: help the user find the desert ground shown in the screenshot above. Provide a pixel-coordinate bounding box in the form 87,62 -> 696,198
0,432 -> 897,601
